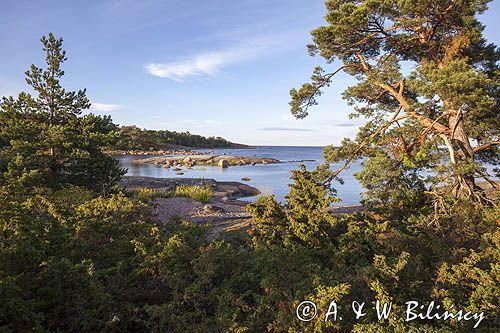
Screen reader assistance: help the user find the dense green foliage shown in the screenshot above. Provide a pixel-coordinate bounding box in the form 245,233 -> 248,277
2,166 -> 497,331
111,125 -> 239,150
245,167 -> 499,332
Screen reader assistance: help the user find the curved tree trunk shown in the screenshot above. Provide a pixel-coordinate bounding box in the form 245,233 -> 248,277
445,109 -> 484,200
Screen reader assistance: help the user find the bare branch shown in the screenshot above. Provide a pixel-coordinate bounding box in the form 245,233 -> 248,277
473,141 -> 500,153
293,65 -> 352,117
375,81 -> 450,134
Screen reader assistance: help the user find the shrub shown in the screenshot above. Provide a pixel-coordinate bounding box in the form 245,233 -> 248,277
254,194 -> 272,205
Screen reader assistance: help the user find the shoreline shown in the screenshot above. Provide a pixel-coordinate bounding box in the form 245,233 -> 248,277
120,176 -> 260,232
132,154 -> 282,167
120,176 -> 366,213
120,175 -> 261,200
120,176 -> 366,240
105,145 -> 253,156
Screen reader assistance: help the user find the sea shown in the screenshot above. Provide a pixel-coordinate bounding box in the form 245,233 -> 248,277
117,146 -> 364,205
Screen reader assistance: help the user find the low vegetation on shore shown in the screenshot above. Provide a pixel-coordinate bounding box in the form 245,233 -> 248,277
131,187 -> 173,201
174,185 -> 212,203
129,184 -> 214,203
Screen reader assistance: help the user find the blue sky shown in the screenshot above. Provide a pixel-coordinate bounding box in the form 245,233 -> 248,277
1,0 -> 499,146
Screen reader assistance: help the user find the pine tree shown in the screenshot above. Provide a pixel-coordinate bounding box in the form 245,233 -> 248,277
290,0 -> 499,207
0,33 -> 124,193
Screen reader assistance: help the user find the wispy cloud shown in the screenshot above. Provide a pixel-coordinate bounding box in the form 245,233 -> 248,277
145,53 -> 228,81
330,122 -> 360,127
98,0 -> 176,16
91,102 -> 123,112
259,127 -> 316,132
145,37 -> 278,81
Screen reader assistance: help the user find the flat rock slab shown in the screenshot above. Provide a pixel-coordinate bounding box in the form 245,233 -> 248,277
120,176 -> 260,199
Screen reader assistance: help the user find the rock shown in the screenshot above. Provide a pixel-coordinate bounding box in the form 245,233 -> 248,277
119,176 -> 260,199
241,177 -> 251,181
133,155 -> 280,167
172,167 -> 182,171
162,164 -> 170,168
203,204 -> 225,213
176,172 -> 184,175
238,184 -> 260,196
218,159 -> 229,168
220,196 -> 229,203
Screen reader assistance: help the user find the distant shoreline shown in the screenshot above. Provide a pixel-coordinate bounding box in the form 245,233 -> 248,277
105,145 -> 334,156
105,147 -> 251,156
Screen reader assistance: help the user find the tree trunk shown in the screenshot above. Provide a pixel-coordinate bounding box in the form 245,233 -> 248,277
445,110 -> 482,199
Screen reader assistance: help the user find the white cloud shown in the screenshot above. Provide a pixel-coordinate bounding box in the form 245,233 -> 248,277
145,37 -> 277,81
91,102 -> 123,112
145,53 -> 226,81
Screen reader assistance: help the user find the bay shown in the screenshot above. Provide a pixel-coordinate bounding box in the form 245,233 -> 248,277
117,146 -> 364,205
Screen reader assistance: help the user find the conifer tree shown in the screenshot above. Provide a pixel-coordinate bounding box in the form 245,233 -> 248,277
290,0 -> 499,206
0,33 -> 124,193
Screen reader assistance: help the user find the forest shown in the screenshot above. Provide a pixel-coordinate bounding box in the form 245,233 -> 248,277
111,125 -> 242,151
0,0 -> 499,332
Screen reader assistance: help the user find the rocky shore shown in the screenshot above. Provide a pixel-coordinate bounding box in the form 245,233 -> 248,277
133,154 -> 281,168
119,176 -> 367,240
120,176 -> 261,199
120,176 -> 260,239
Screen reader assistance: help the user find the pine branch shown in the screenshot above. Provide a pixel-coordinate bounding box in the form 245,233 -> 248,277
473,141 -> 500,153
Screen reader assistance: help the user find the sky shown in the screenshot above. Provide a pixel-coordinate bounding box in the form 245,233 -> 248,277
1,0 -> 499,146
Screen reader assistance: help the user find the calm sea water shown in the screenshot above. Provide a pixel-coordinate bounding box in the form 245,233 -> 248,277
117,146 -> 364,205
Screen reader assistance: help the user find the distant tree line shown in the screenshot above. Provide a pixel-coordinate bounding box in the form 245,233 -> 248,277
112,125 -> 237,150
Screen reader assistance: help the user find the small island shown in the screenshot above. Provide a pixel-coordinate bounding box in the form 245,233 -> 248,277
134,153 -> 281,167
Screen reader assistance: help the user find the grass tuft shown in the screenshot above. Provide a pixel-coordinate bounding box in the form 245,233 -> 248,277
133,188 -> 172,201
175,185 -> 212,203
